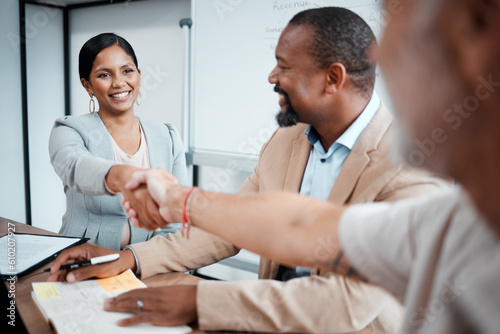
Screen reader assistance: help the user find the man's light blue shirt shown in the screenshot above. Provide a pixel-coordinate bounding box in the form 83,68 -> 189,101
291,93 -> 380,278
299,92 -> 381,200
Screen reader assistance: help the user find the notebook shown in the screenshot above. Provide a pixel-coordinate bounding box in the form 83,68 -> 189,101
31,269 -> 192,334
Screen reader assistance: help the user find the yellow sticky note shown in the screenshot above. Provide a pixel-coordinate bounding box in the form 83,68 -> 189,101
33,283 -> 60,300
96,270 -> 143,293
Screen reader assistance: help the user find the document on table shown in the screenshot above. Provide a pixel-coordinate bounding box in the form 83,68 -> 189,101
32,269 -> 192,334
0,233 -> 87,279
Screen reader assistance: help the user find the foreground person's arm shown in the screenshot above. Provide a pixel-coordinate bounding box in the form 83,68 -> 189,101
125,169 -> 361,280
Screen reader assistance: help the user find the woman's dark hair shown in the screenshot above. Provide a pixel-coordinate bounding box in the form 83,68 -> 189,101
290,7 -> 377,98
79,32 -> 138,81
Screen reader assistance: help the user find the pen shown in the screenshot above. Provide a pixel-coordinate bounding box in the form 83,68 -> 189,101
44,254 -> 120,272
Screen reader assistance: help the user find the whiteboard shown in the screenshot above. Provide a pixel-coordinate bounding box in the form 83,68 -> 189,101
191,0 -> 388,159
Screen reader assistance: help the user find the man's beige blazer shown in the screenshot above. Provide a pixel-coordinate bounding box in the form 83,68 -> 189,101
131,105 -> 447,333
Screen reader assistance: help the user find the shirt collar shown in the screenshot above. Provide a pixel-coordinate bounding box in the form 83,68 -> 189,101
305,91 -> 381,152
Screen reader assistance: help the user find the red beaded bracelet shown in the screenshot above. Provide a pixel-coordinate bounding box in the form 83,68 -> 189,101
181,186 -> 198,238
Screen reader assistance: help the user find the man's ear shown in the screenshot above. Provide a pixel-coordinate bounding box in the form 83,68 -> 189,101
325,63 -> 347,94
81,78 -> 93,97
449,0 -> 500,80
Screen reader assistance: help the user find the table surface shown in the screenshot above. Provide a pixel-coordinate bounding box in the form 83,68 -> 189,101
1,217 -> 204,334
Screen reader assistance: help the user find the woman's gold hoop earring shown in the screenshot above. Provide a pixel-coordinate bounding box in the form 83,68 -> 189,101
89,95 -> 96,114
136,92 -> 142,106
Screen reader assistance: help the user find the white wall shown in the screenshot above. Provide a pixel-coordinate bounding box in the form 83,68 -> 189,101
0,0 -> 26,223
25,4 -> 67,232
69,0 -> 190,134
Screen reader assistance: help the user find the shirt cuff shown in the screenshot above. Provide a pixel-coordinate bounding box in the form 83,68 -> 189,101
123,246 -> 141,276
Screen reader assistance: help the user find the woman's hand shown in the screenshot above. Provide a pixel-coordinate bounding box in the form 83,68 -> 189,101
104,285 -> 198,327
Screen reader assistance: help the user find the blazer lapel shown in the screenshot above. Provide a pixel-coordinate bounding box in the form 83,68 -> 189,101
283,126 -> 312,192
327,104 -> 393,204
137,117 -> 162,169
92,112 -> 115,160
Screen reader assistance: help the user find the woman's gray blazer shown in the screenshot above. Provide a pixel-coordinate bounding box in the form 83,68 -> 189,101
48,113 -> 187,250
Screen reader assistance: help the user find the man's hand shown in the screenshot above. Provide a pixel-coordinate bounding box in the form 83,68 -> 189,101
123,169 -> 183,229
104,285 -> 198,327
47,243 -> 136,282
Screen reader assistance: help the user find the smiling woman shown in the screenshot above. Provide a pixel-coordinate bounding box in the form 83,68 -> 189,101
48,33 -> 187,250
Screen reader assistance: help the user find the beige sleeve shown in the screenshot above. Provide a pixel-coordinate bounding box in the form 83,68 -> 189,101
237,126 -> 281,195
197,273 -> 404,333
130,227 -> 239,279
238,172 -> 259,194
237,156 -> 261,195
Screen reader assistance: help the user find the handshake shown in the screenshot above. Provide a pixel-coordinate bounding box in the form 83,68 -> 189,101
120,168 -> 198,236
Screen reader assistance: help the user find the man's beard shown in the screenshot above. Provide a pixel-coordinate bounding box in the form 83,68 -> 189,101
274,86 -> 299,127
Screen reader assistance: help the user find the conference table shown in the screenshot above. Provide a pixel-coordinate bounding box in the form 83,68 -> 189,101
2,217 -> 382,334
0,217 -> 206,334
